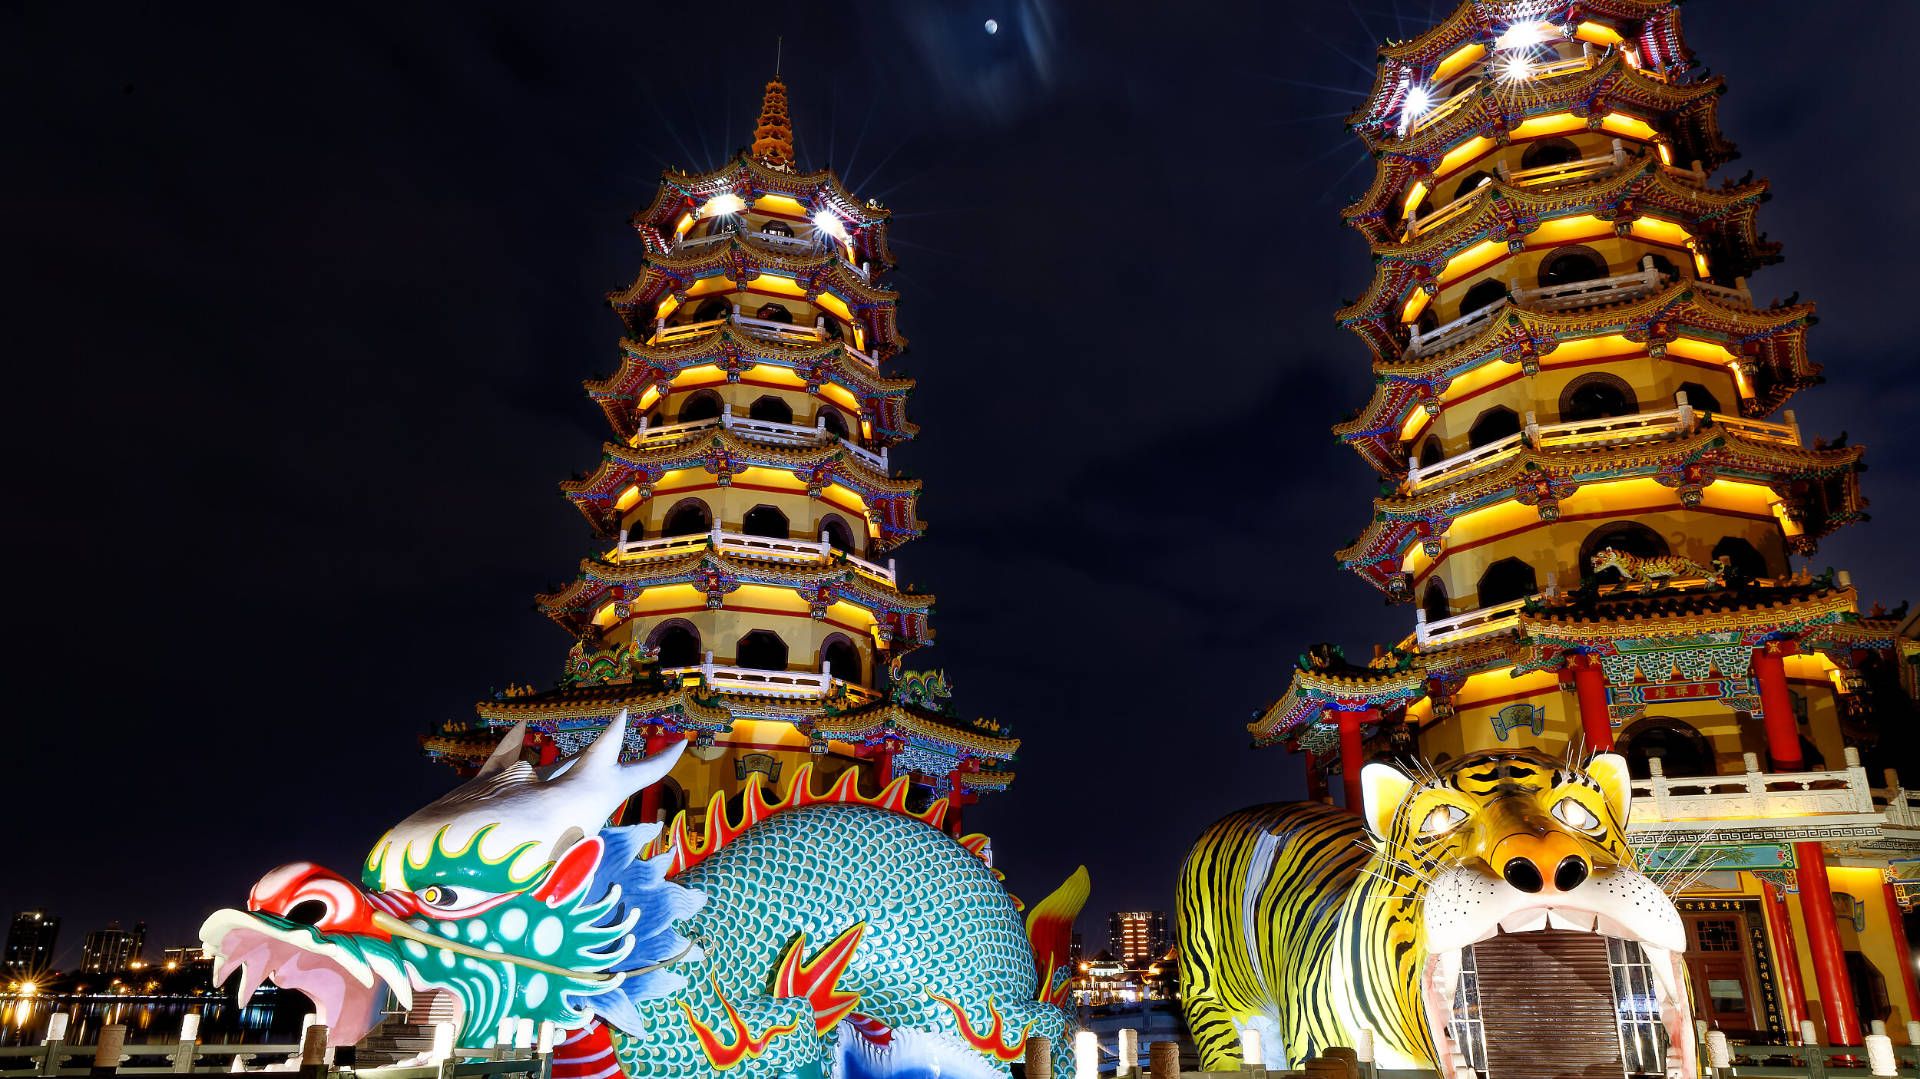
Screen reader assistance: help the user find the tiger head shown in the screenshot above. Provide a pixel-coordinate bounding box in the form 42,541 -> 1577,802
1361,749 -> 1693,1079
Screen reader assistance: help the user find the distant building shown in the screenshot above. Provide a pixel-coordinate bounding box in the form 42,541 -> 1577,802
80,922 -> 141,974
4,911 -> 59,972
1108,911 -> 1168,966
160,945 -> 203,970
1068,931 -> 1084,968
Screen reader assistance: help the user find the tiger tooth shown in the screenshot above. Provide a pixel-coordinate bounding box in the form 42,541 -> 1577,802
1545,909 -> 1595,932
368,955 -> 413,1012
1643,944 -> 1682,1005
1435,948 -> 1462,995
212,954 -> 235,988
1500,909 -> 1550,934
236,963 -> 266,1009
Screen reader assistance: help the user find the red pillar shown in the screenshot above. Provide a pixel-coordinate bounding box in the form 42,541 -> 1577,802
1336,709 -> 1375,816
1569,656 -> 1615,752
870,739 -> 897,790
635,726 -> 678,824
1883,882 -> 1920,1032
1754,643 -> 1861,1046
1753,645 -> 1802,771
1762,883 -> 1810,1030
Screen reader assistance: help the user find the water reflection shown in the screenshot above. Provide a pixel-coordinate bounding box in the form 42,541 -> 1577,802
0,989 -> 307,1047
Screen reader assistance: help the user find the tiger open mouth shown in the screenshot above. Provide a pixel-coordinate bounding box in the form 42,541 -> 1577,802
1420,868 -> 1695,1079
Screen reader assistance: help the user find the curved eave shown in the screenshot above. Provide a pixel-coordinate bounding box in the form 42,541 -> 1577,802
534,550 -> 934,620
584,332 -> 918,442
1333,291 -> 1819,465
1248,664 -> 1428,747
606,246 -> 905,355
1340,177 -> 1772,338
561,430 -> 920,515
1335,431 -> 1866,588
1360,57 -> 1728,167
470,684 -> 732,730
812,704 -> 1019,761
633,153 -> 892,230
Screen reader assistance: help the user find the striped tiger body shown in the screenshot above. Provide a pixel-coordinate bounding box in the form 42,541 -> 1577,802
1175,749 -> 1695,1078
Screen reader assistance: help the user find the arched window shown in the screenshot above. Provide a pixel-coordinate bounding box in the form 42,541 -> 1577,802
820,635 -> 862,683
755,302 -> 793,324
819,514 -> 855,553
693,298 -> 730,323
759,220 -> 794,237
1417,437 -> 1444,468
1537,245 -> 1608,288
734,630 -> 788,671
648,620 -> 702,668
1618,717 -> 1716,779
1468,406 -> 1522,449
1677,381 -> 1722,414
641,408 -> 664,430
821,318 -> 843,340
1559,373 -> 1638,422
1459,278 -> 1510,317
819,409 -> 850,439
1582,521 -> 1669,583
1415,308 -> 1439,336
677,390 -> 723,423
1422,578 -> 1450,624
1450,169 -> 1495,204
1520,138 -> 1580,171
748,395 -> 793,424
1712,536 -> 1769,582
742,505 -> 789,539
1477,557 -> 1538,607
662,498 -> 712,537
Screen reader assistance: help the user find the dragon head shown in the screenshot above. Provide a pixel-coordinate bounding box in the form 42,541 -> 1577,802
199,712 -> 704,1047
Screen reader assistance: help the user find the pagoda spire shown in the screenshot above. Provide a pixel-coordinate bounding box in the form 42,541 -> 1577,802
750,72 -> 795,171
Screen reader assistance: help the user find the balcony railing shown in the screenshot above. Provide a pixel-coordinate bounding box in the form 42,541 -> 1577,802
671,225 -> 875,281
663,651 -> 882,704
1407,47 -> 1599,136
1407,396 -> 1800,492
1408,296 -> 1510,355
1625,750 -> 1891,842
611,524 -> 898,587
631,404 -> 888,471
1513,265 -> 1665,312
647,306 -> 880,367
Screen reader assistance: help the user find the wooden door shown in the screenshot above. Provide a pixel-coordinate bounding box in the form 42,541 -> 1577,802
1684,914 -> 1761,1035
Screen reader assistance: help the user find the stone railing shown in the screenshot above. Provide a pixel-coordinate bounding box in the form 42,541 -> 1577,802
611,525 -> 898,587
1415,597 -> 1528,648
1511,265 -> 1664,312
671,225 -> 875,279
647,306 -> 880,367
663,651 -> 881,704
1406,395 -> 1800,492
1625,750 -> 1884,840
630,404 -> 888,471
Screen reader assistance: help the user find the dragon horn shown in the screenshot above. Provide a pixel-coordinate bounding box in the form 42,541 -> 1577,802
476,721 -> 529,779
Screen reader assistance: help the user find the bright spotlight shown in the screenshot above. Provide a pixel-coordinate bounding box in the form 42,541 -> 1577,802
811,209 -> 847,241
1498,54 -> 1533,82
700,193 -> 744,218
1494,21 -> 1552,51
1402,84 -> 1433,121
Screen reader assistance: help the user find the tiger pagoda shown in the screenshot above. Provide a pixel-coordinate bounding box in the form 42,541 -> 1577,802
1250,0 -> 1920,1054
423,75 -> 1017,835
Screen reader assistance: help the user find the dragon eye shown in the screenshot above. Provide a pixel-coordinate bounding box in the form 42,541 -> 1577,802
1420,805 -> 1467,835
418,885 -> 461,907
414,885 -> 506,914
1552,797 -> 1603,831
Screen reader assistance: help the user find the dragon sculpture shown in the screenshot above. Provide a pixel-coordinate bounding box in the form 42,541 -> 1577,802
200,713 -> 1086,1078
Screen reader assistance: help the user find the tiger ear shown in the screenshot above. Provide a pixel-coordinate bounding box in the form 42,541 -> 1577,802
1585,752 -> 1632,824
1360,761 -> 1417,841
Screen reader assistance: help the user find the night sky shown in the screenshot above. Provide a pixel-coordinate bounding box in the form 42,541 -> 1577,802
5,1 -> 1915,964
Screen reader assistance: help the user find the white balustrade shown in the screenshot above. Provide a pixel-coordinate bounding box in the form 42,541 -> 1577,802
1415,596 -> 1529,648
663,651 -> 881,703
646,307 -> 879,369
1511,266 -> 1664,312
1626,750 -> 1882,838
628,406 -> 889,470
1408,297 -> 1508,356
610,526 -> 897,586
1691,277 -> 1755,309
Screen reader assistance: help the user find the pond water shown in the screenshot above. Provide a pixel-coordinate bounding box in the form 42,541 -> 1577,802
0,989 -> 310,1048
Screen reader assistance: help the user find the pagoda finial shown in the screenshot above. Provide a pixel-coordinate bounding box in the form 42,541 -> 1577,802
750,68 -> 795,172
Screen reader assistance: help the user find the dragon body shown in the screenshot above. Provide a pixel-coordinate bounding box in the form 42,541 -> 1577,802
200,714 -> 1085,1079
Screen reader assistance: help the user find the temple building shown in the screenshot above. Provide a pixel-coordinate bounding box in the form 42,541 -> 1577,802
1251,0 -> 1919,1052
424,75 -> 1017,833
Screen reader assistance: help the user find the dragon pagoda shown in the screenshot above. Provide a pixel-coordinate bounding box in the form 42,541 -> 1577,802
1250,0 -> 1920,1057
424,75 -> 1017,836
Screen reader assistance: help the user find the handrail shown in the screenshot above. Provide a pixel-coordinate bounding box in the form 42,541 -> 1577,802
1416,596 -> 1529,647
1511,266 -> 1663,311
630,409 -> 888,470
669,226 -> 874,281
1407,297 -> 1508,356
662,653 -> 882,704
611,526 -> 898,585
1626,751 -> 1880,835
1690,277 -> 1755,309
647,308 -> 878,368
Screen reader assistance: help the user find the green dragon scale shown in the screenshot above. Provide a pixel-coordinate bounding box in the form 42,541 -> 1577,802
199,713 -> 1085,1079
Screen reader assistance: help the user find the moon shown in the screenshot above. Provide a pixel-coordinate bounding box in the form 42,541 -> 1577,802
984,18 -> 999,34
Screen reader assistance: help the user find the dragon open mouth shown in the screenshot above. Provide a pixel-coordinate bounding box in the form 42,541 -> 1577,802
200,910 -> 419,1048
1421,905 -> 1694,1079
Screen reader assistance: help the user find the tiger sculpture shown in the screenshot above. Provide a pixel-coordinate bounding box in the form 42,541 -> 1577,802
1174,749 -> 1696,1079
1590,546 -> 1727,589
